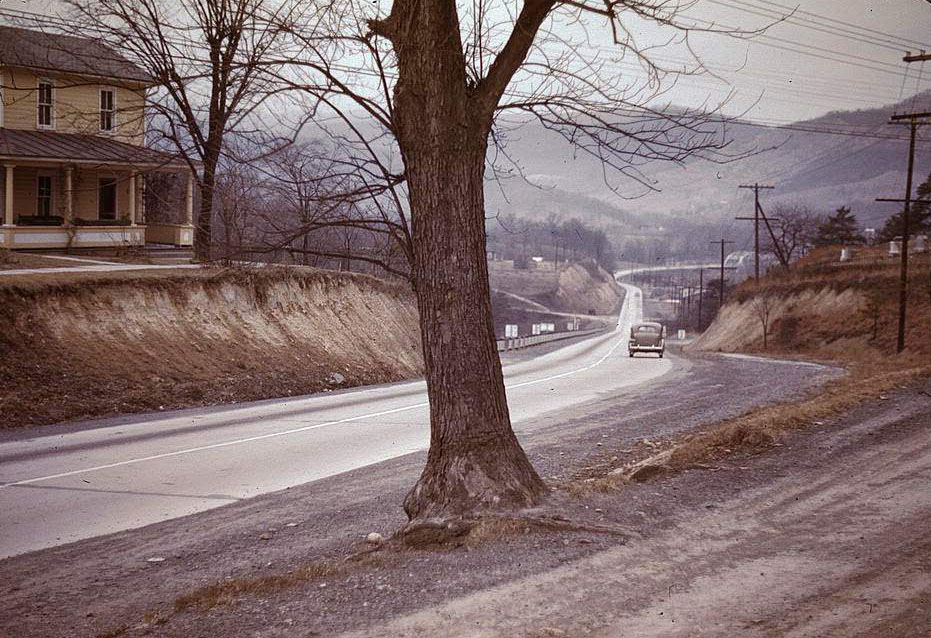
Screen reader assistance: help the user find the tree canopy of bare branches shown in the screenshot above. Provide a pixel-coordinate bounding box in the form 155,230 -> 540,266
763,202 -> 818,266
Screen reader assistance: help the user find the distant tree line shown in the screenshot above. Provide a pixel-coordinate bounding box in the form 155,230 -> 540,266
760,188 -> 931,265
486,214 -> 616,272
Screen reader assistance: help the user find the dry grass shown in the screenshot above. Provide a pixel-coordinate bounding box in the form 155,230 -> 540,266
0,250 -> 70,270
94,625 -> 129,638
174,554 -> 382,613
488,260 -> 561,298
464,517 -> 530,546
597,362 -> 931,489
694,246 -> 931,361
575,250 -> 931,491
0,262 -> 408,295
93,553 -> 383,637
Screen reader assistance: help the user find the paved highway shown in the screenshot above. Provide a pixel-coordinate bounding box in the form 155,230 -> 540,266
0,283 -> 671,558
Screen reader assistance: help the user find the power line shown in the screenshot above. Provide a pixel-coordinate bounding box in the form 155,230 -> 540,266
746,0 -> 930,49
703,0 -> 925,53
677,13 -> 911,78
3,5 -> 925,124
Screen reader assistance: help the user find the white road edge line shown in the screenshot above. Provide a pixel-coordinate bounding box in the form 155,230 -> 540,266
2,301 -> 636,489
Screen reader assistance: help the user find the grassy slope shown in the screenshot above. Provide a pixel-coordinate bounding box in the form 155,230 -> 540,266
695,247 -> 931,363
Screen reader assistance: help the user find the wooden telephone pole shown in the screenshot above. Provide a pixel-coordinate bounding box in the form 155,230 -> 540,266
697,268 -> 704,330
710,238 -> 735,308
737,184 -> 776,282
877,50 -> 931,353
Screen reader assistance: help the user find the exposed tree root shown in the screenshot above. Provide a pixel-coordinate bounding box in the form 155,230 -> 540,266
397,507 -> 638,549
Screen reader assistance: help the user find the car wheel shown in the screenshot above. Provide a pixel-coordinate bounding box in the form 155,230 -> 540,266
659,352 -> 664,358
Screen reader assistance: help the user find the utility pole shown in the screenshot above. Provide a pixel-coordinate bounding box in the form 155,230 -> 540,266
876,50 -> 931,353
737,183 -> 775,283
710,238 -> 735,309
697,268 -> 704,331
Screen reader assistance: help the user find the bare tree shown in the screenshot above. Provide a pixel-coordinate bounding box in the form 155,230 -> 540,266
265,0 -> 761,527
214,163 -> 265,262
63,0 -> 299,261
251,141 -> 414,277
764,203 -> 818,266
750,292 -> 778,350
861,287 -> 885,343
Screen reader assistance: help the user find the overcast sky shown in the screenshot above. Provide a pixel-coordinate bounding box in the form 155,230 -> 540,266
668,0 -> 931,122
5,0 -> 931,124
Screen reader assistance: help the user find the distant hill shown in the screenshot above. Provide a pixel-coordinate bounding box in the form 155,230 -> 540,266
485,94 -> 931,255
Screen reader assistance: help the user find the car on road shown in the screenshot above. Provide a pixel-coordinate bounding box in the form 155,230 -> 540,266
628,321 -> 666,358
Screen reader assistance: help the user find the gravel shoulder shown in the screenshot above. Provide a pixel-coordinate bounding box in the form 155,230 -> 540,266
6,350 -> 920,638
358,378 -> 931,638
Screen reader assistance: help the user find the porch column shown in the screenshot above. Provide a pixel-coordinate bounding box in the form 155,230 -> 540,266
128,171 -> 136,226
3,165 -> 13,226
139,174 -> 146,223
185,171 -> 194,225
64,166 -> 74,223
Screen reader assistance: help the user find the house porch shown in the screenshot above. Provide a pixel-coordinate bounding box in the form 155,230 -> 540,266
0,163 -> 194,249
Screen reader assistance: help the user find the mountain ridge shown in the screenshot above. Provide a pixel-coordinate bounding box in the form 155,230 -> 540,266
486,93 -> 931,257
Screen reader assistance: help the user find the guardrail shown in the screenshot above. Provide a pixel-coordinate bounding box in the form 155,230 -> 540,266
496,327 -> 608,352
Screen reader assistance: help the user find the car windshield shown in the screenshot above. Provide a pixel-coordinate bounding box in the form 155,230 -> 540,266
635,325 -> 658,333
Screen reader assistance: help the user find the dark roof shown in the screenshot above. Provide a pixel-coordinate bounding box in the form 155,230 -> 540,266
0,128 -> 185,167
0,25 -> 152,84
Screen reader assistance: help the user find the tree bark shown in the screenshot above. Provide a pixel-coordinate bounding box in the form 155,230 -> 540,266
195,166 -> 215,262
381,0 -> 546,522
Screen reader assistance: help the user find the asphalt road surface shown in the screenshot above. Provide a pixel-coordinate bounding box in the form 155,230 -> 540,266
0,283 -> 669,558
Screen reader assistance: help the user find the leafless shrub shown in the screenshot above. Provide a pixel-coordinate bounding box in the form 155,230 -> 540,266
750,291 -> 778,350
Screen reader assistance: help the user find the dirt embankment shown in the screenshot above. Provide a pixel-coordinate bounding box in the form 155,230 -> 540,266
692,250 -> 931,361
0,268 -> 422,428
488,260 -> 624,335
550,261 -> 623,315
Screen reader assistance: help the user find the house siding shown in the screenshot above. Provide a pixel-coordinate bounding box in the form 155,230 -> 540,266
3,68 -> 37,130
1,67 -> 146,144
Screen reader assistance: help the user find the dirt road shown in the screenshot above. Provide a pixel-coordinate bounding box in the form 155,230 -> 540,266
350,381 -> 931,637
3,353 -> 928,638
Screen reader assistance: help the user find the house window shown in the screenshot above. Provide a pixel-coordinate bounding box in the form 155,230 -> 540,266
37,80 -> 53,128
37,175 -> 53,216
100,89 -> 115,132
99,178 -> 117,220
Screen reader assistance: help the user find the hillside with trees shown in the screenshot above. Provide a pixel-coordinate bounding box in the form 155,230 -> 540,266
485,94 -> 931,260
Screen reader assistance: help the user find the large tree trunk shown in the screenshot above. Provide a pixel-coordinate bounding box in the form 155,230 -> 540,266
194,169 -> 214,262
385,0 -> 546,522
402,138 -> 546,521
194,137 -> 223,262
